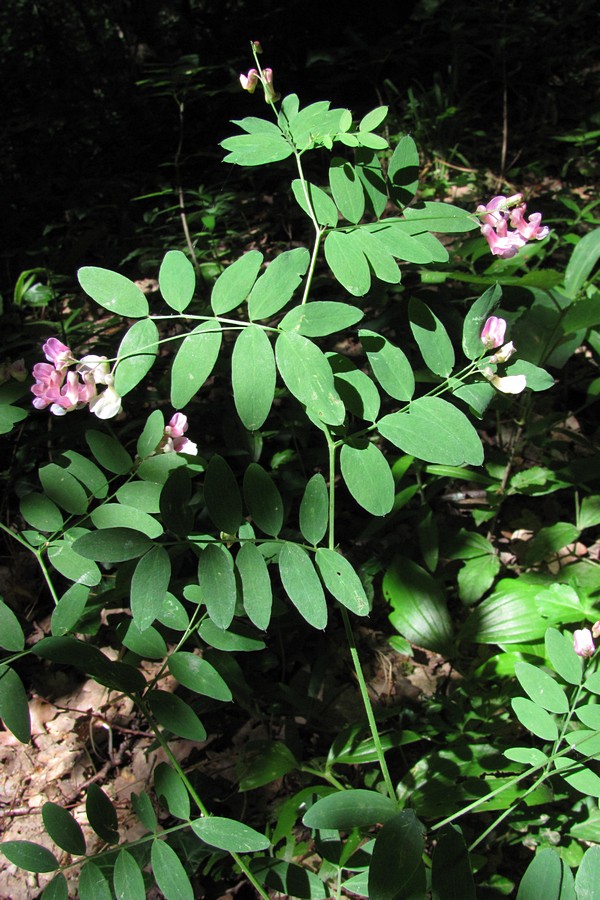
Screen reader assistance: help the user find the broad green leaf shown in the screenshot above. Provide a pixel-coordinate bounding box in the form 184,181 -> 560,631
38,464 -> 89,515
232,325 -> 275,430
236,542 -> 273,630
221,131 -> 293,166
243,463 -> 284,536
72,527 -> 152,562
114,318 -> 158,396
191,817 -> 270,852
154,762 -> 190,820
457,555 -> 500,605
170,319 -> 222,408
279,301 -> 363,336
379,397 -> 484,466
254,859 -> 330,899
238,741 -> 299,791
351,229 -> 402,284
131,790 -> 157,832
408,297 -> 455,377
506,360 -> 555,392
324,230 -> 371,296
131,545 -> 171,630
199,619 -> 265,652
232,116 -> 283,135
90,503 -> 163,538
276,331 -> 345,425
453,381 -> 496,418
42,874 -> 69,899
575,846 -> 600,900
315,548 -> 369,616
359,329 -> 414,401
62,450 -> 109,498
117,480 -> 162,512
554,756 -> 600,798
160,467 -> 194,536
151,839 -> 194,900
299,474 -> 329,545
168,651 -> 232,701
565,729 -> 600,758
512,697 -> 558,741
247,248 -> 309,320
504,747 -> 549,766
78,266 -> 148,317
564,228 -> 600,299
159,249 -> 196,312
114,849 -> 146,900
47,539 -> 102,586
198,543 -> 237,630
584,671 -> 600,695
355,148 -> 388,218
288,99 -> 347,149
120,620 -> 166,660
388,134 -> 420,207
515,662 -> 569,713
516,848 -> 571,900
328,352 -> 380,422
575,704 -> 600,730
369,810 -> 425,900
79,862 -> 112,900
86,783 -> 119,844
329,158 -> 365,224
545,627 -> 583,685
403,201 -> 479,233
0,600 -> 24,651
51,584 -> 89,636
356,131 -> 388,150
147,690 -> 206,741
0,664 -> 31,742
279,543 -> 328,629
291,179 -> 338,227
0,841 -> 58,873
580,495 -> 600,530
340,440 -> 394,516
136,409 -> 165,459
461,579 -> 548,644
363,221 -> 434,263
20,493 -> 63,533
359,105 -> 388,132
203,454 -> 242,534
42,802 -> 86,855
384,557 -> 454,655
211,250 -> 263,315
431,826 -> 476,900
462,284 -> 502,360
303,789 -> 397,829
0,404 -> 28,434
86,429 -> 132,474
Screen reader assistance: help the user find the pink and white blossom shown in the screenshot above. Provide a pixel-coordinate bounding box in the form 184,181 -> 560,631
163,413 -> 198,455
89,385 -> 122,420
262,68 -> 280,102
481,316 -> 507,350
509,207 -> 550,241
489,341 -> 516,364
43,338 -> 74,370
574,628 -> 596,658
482,367 -> 527,394
77,355 -> 112,385
240,68 -> 260,93
481,223 -> 527,259
477,193 -> 549,259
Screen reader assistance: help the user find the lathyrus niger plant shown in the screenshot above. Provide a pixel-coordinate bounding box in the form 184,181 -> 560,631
2,43 -> 600,899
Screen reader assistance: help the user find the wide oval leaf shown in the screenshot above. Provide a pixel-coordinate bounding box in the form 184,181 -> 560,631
408,297 -> 455,377
276,332 -> 345,425
20,493 -> 63,533
236,542 -> 273,631
90,503 -> 162,538
315,548 -> 369,616
243,463 -> 284,536
72,527 -> 152,562
147,690 -> 206,741
38,464 -> 89,515
42,802 -> 86,855
278,543 -> 328,629
191,816 -> 270,852
114,318 -> 159,396
203,454 -> 242,534
114,849 -> 146,900
279,301 -> 363,337
151,839 -> 194,900
154,762 -> 190,820
329,158 -> 365,224
369,810 -> 425,900
171,319 -> 222,409
232,325 -> 276,430
131,545 -> 171,631
198,543 -> 237,630
324,230 -> 371,296
168,651 -> 232,701
340,441 -> 394,516
78,267 -> 149,317
211,251 -> 263,315
248,248 -> 309,320
359,329 -> 414,401
379,397 -> 484,466
514,662 -> 569,714
0,841 -> 58,873
0,664 -> 31,743
159,250 -> 196,312
299,474 -> 329,545
303,789 -> 397,829
511,698 -> 558,741
291,179 -> 338,227
0,601 -> 25,651
85,429 -> 132,474
383,557 -> 454,655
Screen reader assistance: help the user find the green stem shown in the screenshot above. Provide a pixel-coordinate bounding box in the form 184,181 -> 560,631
301,765 -> 347,792
0,522 -> 60,606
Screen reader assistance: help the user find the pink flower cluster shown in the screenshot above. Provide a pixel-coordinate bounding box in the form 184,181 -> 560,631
31,338 -> 122,419
162,413 -> 198,456
477,194 -> 550,259
574,623 -> 600,658
239,66 -> 279,103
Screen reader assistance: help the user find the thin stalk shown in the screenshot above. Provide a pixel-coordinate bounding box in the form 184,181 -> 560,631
0,522 -> 60,606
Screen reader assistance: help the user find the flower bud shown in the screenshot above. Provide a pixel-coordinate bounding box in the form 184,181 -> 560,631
574,628 -> 595,658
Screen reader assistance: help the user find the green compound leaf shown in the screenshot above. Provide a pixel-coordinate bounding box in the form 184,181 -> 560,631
462,284 -> 502,360
247,247 -> 309,320
86,783 -> 119,844
329,158 -> 365,224
379,397 -> 484,466
90,503 -> 163,538
575,846 -> 600,900
168,651 -> 232,701
303,789 -> 397,829
328,352 -> 381,422
362,220 -> 435,263
324,230 -> 371,296
154,762 -> 190,820
403,201 -> 479,233
340,440 -> 394,516
511,697 -> 558,741
514,661 -> 569,713
85,429 -> 132,474
114,318 -> 159,396
0,600 -> 25,651
51,584 -> 90,637
159,250 -> 196,313
203,454 -> 243,534
504,747 -> 549,767
42,802 -> 86,855
369,810 -> 425,900
238,740 -> 298,791
151,838 -> 194,900
384,556 -> 454,656
299,473 -> 329,545
62,450 -> 109,498
355,148 -> 388,218
221,131 -> 293,167
211,250 -> 263,315
191,817 -> 270,852
147,689 -> 207,741
20,493 -> 63,533
315,548 -> 369,616
515,848 -> 572,900
114,849 -> 146,900
170,319 -> 222,409
388,134 -> 419,207
47,539 -> 101,586
545,627 -> 583,685
243,463 -> 284,536
78,266 -> 149,317
554,756 -> 600,798
408,297 -> 455,377
0,664 -> 31,743
42,873 -> 69,899
351,229 -> 402,284
359,329 -> 414,401
198,619 -> 265,652
275,331 -> 345,426
291,179 -> 338,227
136,409 -> 165,459
232,325 -> 276,430
279,543 -> 328,629
131,545 -> 171,631
279,301 -> 363,337
38,463 -> 89,515
236,542 -> 273,631
73,528 -> 153,562
198,543 -> 237,630
0,841 -> 58,873
79,862 -> 112,900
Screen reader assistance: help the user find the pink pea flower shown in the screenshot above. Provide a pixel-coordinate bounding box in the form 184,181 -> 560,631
89,385 -> 122,420
262,68 -> 280,103
509,206 -> 550,241
43,338 -> 74,370
574,628 -> 596,658
31,363 -> 65,409
481,223 -> 527,259
489,341 -> 516,365
482,367 -> 527,394
240,68 -> 260,93
163,413 -> 198,455
164,412 -> 189,438
50,371 -> 89,416
481,316 -> 507,350
476,194 -> 523,229
477,193 -> 549,259
77,355 -> 112,385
